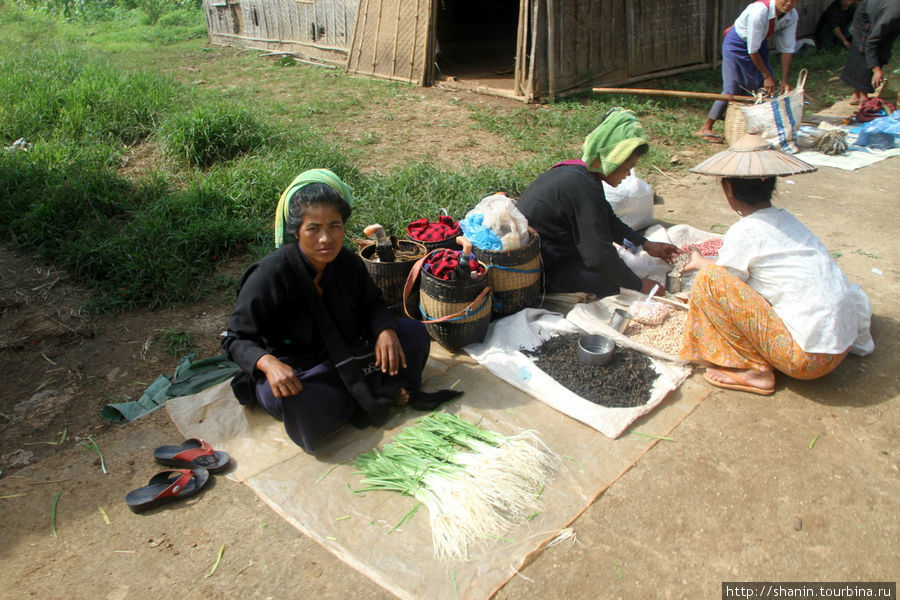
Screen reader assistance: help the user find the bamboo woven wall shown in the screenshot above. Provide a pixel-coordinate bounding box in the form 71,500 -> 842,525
529,0 -> 834,101
202,0 -> 839,100
203,0 -> 356,64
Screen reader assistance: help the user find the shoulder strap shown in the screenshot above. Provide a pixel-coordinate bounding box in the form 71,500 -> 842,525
282,244 -> 382,414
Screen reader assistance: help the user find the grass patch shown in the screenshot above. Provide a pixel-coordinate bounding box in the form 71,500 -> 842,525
160,105 -> 274,168
156,326 -> 197,358
0,2 -> 857,312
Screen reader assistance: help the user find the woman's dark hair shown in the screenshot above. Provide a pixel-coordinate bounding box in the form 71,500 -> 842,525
287,182 -> 352,237
726,176 -> 776,205
631,142 -> 650,158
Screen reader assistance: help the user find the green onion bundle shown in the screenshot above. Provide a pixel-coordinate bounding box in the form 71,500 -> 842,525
353,412 -> 558,561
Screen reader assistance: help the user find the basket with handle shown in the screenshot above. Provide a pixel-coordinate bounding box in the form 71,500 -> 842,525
403,250 -> 492,351
724,69 -> 807,147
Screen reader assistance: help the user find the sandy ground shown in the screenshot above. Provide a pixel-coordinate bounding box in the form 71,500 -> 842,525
1,125 -> 898,598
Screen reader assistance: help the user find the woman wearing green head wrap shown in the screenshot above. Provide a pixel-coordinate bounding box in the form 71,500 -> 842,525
222,171 -> 436,452
518,108 -> 681,298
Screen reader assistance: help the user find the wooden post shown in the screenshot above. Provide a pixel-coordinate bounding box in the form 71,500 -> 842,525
546,0 -> 555,102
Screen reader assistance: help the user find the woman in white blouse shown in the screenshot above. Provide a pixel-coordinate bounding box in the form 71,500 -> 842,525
680,176 -> 873,395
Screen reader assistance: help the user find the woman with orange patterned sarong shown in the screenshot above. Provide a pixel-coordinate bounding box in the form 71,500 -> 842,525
679,176 -> 873,395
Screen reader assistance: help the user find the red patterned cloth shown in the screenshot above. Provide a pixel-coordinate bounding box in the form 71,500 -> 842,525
406,216 -> 462,242
424,249 -> 485,280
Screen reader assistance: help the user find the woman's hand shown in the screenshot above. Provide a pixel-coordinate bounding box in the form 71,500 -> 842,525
256,354 -> 302,398
643,241 -> 683,263
375,328 -> 406,376
640,278 -> 664,296
763,75 -> 777,96
872,66 -> 885,89
683,248 -> 714,272
779,80 -> 793,95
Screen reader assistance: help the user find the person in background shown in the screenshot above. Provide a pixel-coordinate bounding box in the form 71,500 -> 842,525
680,168 -> 873,395
517,108 -> 681,299
815,0 -> 859,51
697,0 -> 800,143
841,0 -> 900,105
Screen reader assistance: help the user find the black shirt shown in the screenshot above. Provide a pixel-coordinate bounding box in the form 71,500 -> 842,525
222,245 -> 397,376
517,163 -> 646,291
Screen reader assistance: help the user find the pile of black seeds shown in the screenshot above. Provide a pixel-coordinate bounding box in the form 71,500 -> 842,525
524,333 -> 657,408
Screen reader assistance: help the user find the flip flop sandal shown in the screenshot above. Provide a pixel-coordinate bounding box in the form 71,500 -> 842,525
696,133 -> 725,144
125,468 -> 209,512
153,438 -> 230,472
703,372 -> 774,396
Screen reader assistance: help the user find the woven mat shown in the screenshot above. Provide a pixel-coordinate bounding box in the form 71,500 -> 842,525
166,345 -> 707,600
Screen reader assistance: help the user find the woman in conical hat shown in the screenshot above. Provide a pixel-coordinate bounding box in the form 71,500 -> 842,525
680,135 -> 873,394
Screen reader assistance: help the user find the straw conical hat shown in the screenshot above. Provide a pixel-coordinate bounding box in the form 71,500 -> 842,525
690,132 -> 817,178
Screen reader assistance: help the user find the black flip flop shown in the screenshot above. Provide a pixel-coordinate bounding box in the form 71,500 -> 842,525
696,133 -> 725,144
153,438 -> 230,472
124,468 -> 209,512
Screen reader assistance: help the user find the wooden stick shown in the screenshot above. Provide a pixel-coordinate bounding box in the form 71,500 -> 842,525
591,87 -> 754,102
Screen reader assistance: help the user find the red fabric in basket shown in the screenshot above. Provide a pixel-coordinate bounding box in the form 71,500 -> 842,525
406,216 -> 462,242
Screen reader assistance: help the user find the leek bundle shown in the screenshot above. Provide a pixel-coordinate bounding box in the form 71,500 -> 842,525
353,412 -> 558,561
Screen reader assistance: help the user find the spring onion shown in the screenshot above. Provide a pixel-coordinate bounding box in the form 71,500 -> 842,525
352,412 -> 558,561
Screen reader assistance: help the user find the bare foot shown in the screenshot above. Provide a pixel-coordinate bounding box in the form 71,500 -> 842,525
704,366 -> 775,395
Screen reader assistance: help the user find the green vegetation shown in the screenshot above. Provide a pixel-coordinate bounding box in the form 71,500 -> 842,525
0,2 -> 851,311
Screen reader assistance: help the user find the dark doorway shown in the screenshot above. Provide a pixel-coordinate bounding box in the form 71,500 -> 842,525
434,0 -> 519,89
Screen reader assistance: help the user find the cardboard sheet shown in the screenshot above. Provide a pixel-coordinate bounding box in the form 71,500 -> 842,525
167,346 -> 707,600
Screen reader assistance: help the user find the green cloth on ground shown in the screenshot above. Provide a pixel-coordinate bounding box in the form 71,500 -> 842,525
581,108 -> 650,177
101,354 -> 238,422
274,169 -> 354,248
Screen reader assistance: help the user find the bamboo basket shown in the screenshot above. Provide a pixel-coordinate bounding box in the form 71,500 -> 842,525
473,228 -> 542,317
723,70 -> 808,146
405,251 -> 492,351
724,101 -> 750,146
359,240 -> 427,317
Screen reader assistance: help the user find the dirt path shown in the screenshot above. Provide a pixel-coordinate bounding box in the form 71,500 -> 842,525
1,103 -> 898,597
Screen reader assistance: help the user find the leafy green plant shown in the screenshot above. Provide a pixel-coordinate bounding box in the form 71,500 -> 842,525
161,105 -> 272,168
156,326 -> 197,358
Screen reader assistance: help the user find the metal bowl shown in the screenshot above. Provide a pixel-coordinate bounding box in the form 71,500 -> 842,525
608,308 -> 632,333
577,334 -> 615,366
665,273 -> 683,293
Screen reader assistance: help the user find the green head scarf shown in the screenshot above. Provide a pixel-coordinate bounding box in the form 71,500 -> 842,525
274,169 -> 353,248
581,108 -> 650,177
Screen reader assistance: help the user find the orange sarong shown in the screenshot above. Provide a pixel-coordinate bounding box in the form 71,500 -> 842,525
679,265 -> 847,379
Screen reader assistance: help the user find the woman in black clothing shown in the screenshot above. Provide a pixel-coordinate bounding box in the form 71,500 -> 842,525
223,174 -> 430,451
517,109 -> 681,299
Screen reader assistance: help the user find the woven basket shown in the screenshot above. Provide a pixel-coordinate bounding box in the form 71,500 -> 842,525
407,251 -> 492,351
473,228 -> 542,317
724,101 -> 748,146
359,240 -> 427,317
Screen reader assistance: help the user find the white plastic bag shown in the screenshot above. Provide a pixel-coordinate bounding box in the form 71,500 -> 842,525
602,169 -> 654,230
465,193 -> 530,250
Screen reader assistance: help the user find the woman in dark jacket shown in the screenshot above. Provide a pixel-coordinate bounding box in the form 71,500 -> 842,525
223,170 -> 431,452
517,109 -> 680,299
842,0 -> 900,104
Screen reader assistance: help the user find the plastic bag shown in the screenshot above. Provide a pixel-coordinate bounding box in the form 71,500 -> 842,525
855,113 -> 900,150
629,300 -> 672,325
458,213 -> 502,250
461,193 -> 530,250
603,169 -> 654,230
